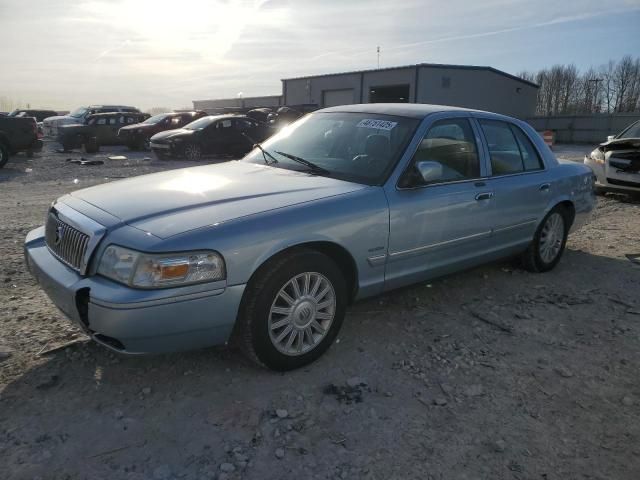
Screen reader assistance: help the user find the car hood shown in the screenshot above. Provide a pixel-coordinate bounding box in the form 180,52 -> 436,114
69,161 -> 367,238
150,128 -> 192,142
600,137 -> 640,149
43,115 -> 78,125
120,123 -> 154,132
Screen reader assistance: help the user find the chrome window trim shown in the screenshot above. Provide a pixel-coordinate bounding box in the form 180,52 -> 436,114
397,175 -> 488,190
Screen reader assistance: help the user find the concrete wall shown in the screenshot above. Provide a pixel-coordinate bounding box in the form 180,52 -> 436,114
193,95 -> 282,111
283,67 -> 537,117
526,113 -> 640,143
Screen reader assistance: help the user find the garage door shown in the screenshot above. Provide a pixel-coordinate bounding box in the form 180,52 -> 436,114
322,89 -> 355,107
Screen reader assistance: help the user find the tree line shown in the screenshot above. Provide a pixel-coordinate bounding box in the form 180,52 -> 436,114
518,55 -> 640,116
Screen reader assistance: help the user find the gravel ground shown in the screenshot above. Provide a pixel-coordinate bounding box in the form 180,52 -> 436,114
1,141 -> 639,480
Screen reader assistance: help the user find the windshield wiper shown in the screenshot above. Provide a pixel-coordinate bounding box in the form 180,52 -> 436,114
241,132 -> 278,165
274,151 -> 330,175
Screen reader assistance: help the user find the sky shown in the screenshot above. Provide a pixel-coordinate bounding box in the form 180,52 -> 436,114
0,0 -> 639,111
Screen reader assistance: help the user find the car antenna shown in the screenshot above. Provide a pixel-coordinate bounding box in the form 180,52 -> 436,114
241,132 -> 278,165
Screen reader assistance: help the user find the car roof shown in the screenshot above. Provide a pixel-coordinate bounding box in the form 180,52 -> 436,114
89,111 -> 145,117
317,103 -> 490,119
86,105 -> 137,109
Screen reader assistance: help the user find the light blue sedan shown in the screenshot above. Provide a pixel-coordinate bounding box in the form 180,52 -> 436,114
24,104 -> 595,370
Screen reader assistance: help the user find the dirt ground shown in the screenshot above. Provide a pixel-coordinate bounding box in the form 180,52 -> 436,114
1,141 -> 639,480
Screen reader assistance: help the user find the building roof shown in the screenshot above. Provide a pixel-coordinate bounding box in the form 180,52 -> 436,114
282,62 -> 539,89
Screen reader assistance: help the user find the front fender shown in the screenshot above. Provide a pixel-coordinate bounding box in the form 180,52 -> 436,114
156,186 -> 391,300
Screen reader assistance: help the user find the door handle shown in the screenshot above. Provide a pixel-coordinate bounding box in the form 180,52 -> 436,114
475,192 -> 494,201
539,183 -> 550,192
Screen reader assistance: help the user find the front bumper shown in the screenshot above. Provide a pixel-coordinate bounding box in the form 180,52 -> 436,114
24,227 -> 244,354
584,156 -> 640,193
150,142 -> 180,157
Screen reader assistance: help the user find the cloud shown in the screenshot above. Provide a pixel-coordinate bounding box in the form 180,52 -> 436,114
0,0 -> 639,109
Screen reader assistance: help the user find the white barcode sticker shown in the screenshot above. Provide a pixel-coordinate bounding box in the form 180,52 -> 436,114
356,119 -> 397,130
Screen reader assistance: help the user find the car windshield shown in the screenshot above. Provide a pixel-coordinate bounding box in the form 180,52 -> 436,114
183,116 -> 216,130
618,121 -> 640,139
142,113 -> 171,124
70,107 -> 88,118
8,109 -> 21,117
241,112 -> 418,185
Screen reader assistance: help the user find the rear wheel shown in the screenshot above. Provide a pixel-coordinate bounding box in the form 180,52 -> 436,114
0,142 -> 9,168
522,206 -> 570,272
235,249 -> 347,371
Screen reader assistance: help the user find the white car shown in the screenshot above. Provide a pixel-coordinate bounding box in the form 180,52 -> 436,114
584,120 -> 640,194
42,105 -> 140,138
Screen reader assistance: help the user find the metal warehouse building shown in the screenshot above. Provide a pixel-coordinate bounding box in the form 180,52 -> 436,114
282,63 -> 538,118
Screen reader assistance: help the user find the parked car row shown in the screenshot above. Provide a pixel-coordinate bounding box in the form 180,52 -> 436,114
150,114 -> 273,160
57,112 -> 150,153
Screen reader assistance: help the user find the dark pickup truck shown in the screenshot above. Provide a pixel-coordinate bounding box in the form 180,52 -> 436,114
0,116 -> 42,168
57,111 -> 150,153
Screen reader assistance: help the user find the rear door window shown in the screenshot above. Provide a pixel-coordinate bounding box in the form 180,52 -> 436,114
479,120 -> 525,175
511,126 -> 543,171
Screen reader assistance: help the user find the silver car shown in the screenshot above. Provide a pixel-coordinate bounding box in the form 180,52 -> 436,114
584,120 -> 640,194
25,104 -> 596,370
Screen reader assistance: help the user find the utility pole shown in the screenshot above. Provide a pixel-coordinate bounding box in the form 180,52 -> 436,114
377,46 -> 380,69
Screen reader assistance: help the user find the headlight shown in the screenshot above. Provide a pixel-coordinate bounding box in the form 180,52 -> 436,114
97,245 -> 225,288
170,137 -> 183,143
590,148 -> 605,164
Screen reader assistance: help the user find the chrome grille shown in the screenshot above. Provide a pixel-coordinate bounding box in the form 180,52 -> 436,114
45,212 -> 90,271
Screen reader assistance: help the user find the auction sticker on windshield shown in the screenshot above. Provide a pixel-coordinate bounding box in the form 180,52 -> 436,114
357,119 -> 398,130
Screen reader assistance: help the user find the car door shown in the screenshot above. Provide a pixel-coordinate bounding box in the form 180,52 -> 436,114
200,119 -> 231,154
384,114 -> 495,290
474,116 -> 549,249
91,117 -> 112,144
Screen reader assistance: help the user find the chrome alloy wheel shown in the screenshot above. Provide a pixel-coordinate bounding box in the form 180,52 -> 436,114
268,272 -> 336,356
539,212 -> 564,263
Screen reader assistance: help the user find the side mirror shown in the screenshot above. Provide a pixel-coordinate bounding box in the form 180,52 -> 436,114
606,135 -> 615,142
416,161 -> 443,183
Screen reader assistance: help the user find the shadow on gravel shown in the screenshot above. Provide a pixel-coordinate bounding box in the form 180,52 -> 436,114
1,251 -> 639,479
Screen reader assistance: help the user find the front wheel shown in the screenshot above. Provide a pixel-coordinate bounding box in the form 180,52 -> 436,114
522,206 -> 570,272
235,249 -> 347,371
183,143 -> 202,161
83,137 -> 99,154
0,142 -> 9,168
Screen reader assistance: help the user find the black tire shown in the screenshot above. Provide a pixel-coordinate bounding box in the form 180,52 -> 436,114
235,249 -> 347,371
128,136 -> 147,151
83,137 -> 99,154
61,140 -> 73,152
0,142 -> 9,168
183,142 -> 202,161
522,205 -> 570,273
594,186 -> 607,196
